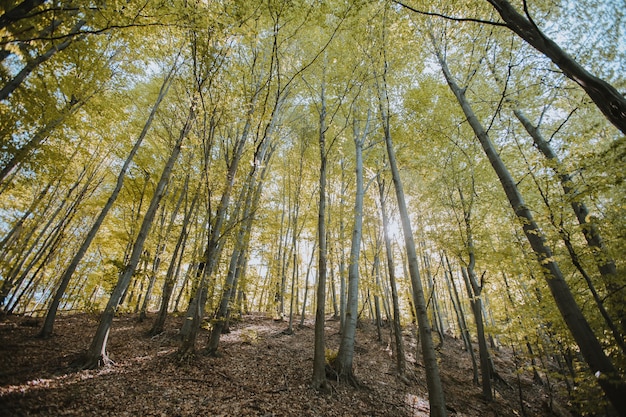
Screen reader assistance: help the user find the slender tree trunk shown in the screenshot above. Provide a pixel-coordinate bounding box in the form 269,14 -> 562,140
150,185 -> 200,335
82,100 -> 192,368
444,254 -> 478,384
139,182 -> 185,322
0,19 -> 86,101
300,242 -> 316,328
377,175 -> 407,378
178,88 -> 254,359
37,69 -> 175,338
334,113 -> 368,385
288,144 -> 306,333
338,159 -> 348,333
312,78 -> 329,392
511,108 -> 624,334
0,0 -> 46,30
0,98 -> 86,185
207,133 -> 274,353
432,37 -> 626,413
461,267 -> 493,400
377,40 -> 447,413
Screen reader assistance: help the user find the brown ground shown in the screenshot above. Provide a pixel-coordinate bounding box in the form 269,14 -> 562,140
0,312 -> 567,416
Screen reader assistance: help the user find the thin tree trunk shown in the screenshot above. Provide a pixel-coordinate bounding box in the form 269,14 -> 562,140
377,175 -> 407,378
485,0 -> 626,135
338,159 -> 348,333
444,253 -> 478,384
312,76 -> 329,392
300,242 -> 316,328
82,99 -> 192,368
461,267 -> 493,400
37,68 -> 175,338
207,134 -> 275,353
178,88 -> 254,359
150,184 -> 200,335
511,108 -> 624,334
334,112 -> 368,385
377,81 -> 447,417
0,0 -> 46,30
0,19 -> 86,101
432,36 -> 626,413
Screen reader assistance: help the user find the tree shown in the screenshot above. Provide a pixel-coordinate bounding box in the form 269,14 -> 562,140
333,107 -> 370,385
38,66 -> 176,338
377,173 -> 407,380
83,89 -> 194,368
430,29 -> 626,414
376,6 -> 448,415
392,0 -> 626,135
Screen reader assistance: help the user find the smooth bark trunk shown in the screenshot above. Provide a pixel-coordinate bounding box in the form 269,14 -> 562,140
433,39 -> 626,413
486,0 -> 626,135
38,69 -> 174,338
83,101 -> 192,368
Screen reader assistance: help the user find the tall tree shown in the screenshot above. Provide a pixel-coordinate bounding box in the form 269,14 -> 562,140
333,108 -> 370,384
37,66 -> 176,338
82,90 -> 194,368
376,6 -> 448,415
430,29 -> 626,414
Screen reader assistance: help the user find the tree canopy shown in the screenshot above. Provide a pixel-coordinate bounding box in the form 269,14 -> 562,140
1,0 -> 624,414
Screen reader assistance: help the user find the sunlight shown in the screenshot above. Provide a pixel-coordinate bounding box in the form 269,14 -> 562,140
405,393 -> 430,417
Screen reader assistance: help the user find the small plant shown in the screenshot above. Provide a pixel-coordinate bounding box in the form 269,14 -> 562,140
241,328 -> 258,345
325,348 -> 338,364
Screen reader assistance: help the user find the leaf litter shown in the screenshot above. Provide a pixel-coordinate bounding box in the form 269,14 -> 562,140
0,312 -> 569,416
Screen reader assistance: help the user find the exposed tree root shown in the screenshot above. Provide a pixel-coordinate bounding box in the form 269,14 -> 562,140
74,352 -> 115,370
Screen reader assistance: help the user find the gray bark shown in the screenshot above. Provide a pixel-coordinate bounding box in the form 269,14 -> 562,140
432,37 -> 626,413
83,99 -> 193,368
377,64 -> 448,415
486,0 -> 626,135
377,175 -> 407,377
312,78 -> 329,392
334,112 -> 368,384
38,68 -> 175,338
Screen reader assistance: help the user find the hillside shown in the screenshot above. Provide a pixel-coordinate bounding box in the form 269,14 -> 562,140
0,312 -> 569,416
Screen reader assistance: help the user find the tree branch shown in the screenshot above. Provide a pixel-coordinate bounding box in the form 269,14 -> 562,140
391,0 -> 507,27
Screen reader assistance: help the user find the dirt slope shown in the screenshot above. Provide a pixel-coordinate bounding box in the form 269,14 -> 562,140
0,312 -> 566,416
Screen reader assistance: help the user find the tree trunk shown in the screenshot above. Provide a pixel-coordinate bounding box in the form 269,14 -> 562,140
299,242 -> 316,328
0,98 -> 86,185
0,19 -> 86,101
377,175 -> 407,378
82,100 -> 192,368
177,86 -> 255,359
312,78 -> 329,392
486,0 -> 626,135
207,133 -> 275,353
444,254 -> 478,384
511,108 -> 624,334
432,37 -> 626,414
37,68 -> 175,338
334,112 -> 368,385
0,0 -> 46,30
377,67 -> 448,415
461,267 -> 493,400
150,185 -> 200,335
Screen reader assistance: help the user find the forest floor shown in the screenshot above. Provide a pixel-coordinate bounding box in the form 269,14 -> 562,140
0,312 -> 570,417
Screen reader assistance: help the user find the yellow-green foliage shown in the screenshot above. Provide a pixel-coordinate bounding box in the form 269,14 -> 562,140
241,328 -> 258,345
325,348 -> 338,364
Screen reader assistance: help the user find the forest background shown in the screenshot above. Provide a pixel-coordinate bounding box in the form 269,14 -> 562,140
0,0 -> 624,415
